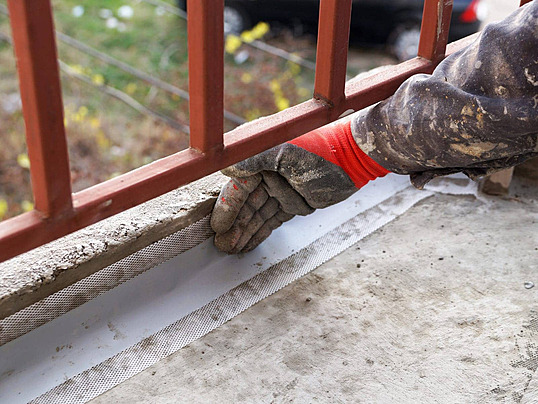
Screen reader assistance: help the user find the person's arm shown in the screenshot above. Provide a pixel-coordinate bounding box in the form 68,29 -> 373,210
353,1 -> 538,188
211,2 -> 538,253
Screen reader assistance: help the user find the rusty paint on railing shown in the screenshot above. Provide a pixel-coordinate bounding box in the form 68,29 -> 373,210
187,0 -> 225,154
418,0 -> 454,63
0,0 -> 499,262
7,0 -> 73,218
314,0 -> 352,109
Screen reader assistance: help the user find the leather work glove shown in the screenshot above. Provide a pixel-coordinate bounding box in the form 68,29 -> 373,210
210,121 -> 391,254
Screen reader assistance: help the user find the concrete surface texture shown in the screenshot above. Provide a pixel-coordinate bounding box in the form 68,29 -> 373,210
92,176 -> 537,403
0,173 -> 226,320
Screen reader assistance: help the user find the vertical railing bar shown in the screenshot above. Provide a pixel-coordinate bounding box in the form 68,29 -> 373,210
187,0 -> 224,153
418,0 -> 454,64
7,0 -> 73,217
313,0 -> 353,107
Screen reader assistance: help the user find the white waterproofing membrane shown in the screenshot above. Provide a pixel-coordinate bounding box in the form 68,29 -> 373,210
0,174 -> 478,403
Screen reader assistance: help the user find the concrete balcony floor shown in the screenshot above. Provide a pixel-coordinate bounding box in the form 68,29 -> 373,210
91,173 -> 538,403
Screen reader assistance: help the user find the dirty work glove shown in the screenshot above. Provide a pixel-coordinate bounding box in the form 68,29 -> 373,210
210,121 -> 391,254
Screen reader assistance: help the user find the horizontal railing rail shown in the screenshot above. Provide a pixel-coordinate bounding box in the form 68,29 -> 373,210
0,0 -> 526,263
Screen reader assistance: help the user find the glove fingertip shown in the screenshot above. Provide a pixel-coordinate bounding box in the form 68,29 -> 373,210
211,176 -> 260,234
210,210 -> 234,234
214,226 -> 242,253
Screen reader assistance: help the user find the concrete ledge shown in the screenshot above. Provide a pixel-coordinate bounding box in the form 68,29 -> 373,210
2,156 -> 536,321
0,172 -> 227,320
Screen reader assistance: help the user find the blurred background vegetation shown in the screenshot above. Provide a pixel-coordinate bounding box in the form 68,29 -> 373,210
0,0 -> 389,220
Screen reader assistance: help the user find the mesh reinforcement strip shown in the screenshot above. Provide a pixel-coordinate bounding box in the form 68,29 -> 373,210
0,218 -> 214,346
0,175 -> 478,403
32,187 -> 432,404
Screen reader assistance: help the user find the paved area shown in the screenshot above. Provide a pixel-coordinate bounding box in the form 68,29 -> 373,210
92,174 -> 537,403
91,4 -> 533,402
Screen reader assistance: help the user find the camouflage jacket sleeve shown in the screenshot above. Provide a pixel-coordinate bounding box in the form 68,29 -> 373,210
350,1 -> 538,189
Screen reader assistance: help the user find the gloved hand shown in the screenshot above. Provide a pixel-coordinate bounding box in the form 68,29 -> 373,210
210,121 -> 390,254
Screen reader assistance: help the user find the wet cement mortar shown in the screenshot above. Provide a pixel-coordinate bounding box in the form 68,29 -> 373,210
91,176 -> 538,403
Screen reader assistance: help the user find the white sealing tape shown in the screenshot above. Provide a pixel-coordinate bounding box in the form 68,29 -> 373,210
0,174 -> 477,403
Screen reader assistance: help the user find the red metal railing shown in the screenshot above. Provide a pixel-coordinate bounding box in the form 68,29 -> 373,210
0,0 -> 524,262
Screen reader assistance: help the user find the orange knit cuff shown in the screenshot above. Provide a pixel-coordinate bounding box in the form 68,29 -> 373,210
288,121 -> 390,188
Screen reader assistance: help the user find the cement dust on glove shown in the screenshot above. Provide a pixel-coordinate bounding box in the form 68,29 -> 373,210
210,121 -> 391,254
